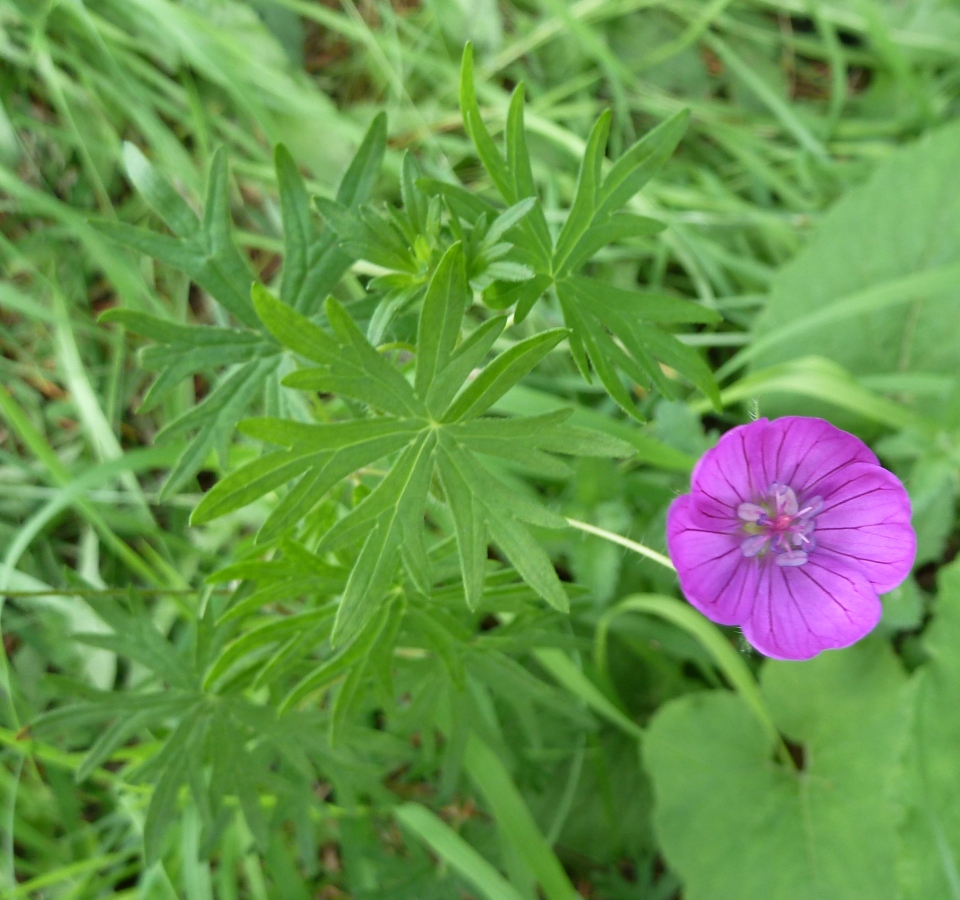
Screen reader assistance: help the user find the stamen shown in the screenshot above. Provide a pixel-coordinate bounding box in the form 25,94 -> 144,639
776,550 -> 808,567
738,486 -> 821,567
741,534 -> 768,557
780,487 -> 798,517
737,502 -> 765,523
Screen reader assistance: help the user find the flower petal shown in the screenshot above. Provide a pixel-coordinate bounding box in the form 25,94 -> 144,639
813,462 -> 915,593
741,555 -> 881,661
689,419 -> 771,517
667,495 -> 756,626
763,416 -> 878,497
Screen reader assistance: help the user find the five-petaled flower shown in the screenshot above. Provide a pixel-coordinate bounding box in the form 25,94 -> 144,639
666,416 -> 915,660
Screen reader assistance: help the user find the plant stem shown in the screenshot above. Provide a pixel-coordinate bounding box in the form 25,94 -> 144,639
565,517 -> 676,571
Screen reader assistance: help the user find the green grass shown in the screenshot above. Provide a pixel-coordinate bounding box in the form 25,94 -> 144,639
2,0 -> 959,896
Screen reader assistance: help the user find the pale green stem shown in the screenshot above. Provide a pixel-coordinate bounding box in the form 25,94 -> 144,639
565,517 -> 676,571
566,518 -> 796,770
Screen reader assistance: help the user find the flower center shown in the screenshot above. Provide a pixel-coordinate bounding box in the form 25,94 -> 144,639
736,483 -> 822,568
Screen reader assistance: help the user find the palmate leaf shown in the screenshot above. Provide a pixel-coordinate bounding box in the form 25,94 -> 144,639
99,118 -> 386,496
102,145 -> 259,328
457,44 -> 721,419
36,625 -> 320,862
317,154 -> 540,342
277,112 -> 387,314
194,244 -> 634,646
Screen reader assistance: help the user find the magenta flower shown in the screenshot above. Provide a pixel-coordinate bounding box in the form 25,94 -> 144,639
666,417 -> 915,660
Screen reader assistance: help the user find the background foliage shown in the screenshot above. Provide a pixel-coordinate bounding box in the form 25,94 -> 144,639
3,0 -> 960,897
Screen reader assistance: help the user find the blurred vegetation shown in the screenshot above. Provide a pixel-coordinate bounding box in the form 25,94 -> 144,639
2,0 -> 959,897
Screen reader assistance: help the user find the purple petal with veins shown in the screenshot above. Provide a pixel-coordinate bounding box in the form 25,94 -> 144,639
666,416 -> 915,660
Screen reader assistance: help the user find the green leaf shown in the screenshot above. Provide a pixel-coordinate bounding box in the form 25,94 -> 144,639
330,434 -> 436,646
280,599 -> 393,712
459,43 -> 513,202
197,149 -> 260,329
558,296 -> 642,419
564,275 -> 721,325
190,448 -> 327,525
325,298 -> 425,416
552,111 -> 611,273
538,424 -> 636,458
276,116 -> 384,314
484,501 -> 568,613
418,177 -> 499,222
505,83 -> 552,258
443,328 -> 567,422
101,148 -> 258,329
143,710 -> 206,864
425,316 -> 506,416
399,151 -> 428,234
254,435 -> 415,544
448,408 -> 572,441
314,196 -> 414,273
159,358 -> 278,500
396,803 -> 528,900
494,385 -> 695,472
644,641 -> 907,900
251,283 -> 340,362
337,111 -> 388,207
556,278 -> 721,414
630,323 -> 721,409
317,435 -> 430,553
464,734 -> 581,900
101,308 -> 263,347
445,439 -> 568,530
121,141 -> 199,238
749,121 -> 960,423
505,84 -> 535,203
396,445 -> 435,596
209,708 -> 268,847
596,108 -> 690,220
276,143 -> 337,314
483,197 -> 537,247
483,273 -> 552,318
238,416 -> 423,450
416,242 -> 469,397
559,214 -> 666,276
437,449 -> 487,610
408,607 -> 466,688
76,707 -> 173,784
897,559 -> 960,899
454,438 -> 571,480
203,607 -> 333,690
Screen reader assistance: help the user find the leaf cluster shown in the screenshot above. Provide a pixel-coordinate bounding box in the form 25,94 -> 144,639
99,116 -> 388,497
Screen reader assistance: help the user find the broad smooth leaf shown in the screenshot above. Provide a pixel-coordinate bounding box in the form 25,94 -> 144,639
897,558 -> 960,899
750,121 -> 960,423
644,641 -> 907,900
